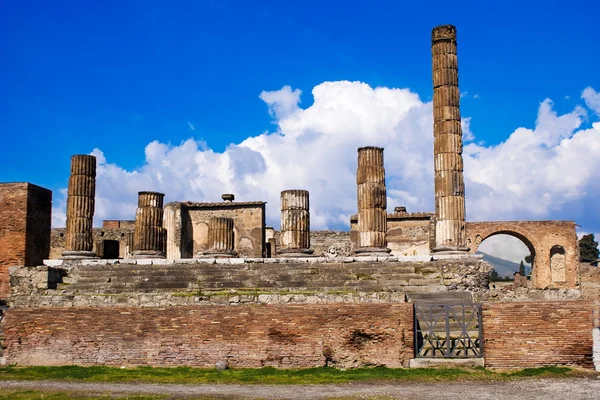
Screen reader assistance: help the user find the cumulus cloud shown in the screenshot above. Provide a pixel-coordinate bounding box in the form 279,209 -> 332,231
582,87 -> 600,116
51,81 -> 600,249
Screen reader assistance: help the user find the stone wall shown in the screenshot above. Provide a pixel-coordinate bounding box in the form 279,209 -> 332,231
482,301 -> 596,368
50,226 -> 134,260
1,303 -> 414,369
0,183 -> 51,299
350,212 -> 434,257
164,201 -> 265,258
466,221 -> 579,290
580,263 -> 600,300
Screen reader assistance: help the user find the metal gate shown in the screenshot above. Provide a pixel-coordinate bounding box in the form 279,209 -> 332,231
414,302 -> 483,358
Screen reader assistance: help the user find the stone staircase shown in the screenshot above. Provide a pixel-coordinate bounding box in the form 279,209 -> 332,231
57,260 -> 449,296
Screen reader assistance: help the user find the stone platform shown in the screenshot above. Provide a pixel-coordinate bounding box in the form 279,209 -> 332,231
9,256 -> 492,308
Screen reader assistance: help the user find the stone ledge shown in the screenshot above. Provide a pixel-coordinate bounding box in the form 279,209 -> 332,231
409,357 -> 485,368
43,255 -> 443,266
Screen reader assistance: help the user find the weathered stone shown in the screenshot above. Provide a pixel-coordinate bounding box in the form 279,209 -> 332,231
62,155 -> 97,259
278,190 -> 314,257
431,25 -> 468,253
201,217 -> 236,258
355,147 -> 391,256
133,191 -> 165,258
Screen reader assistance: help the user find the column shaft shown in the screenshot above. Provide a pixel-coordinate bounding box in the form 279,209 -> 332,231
355,146 -> 390,255
62,154 -> 96,259
133,191 -> 165,258
279,190 -> 313,256
202,217 -> 236,258
432,25 -> 468,252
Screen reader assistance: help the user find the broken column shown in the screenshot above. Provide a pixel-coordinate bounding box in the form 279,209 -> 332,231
133,191 -> 165,258
202,217 -> 236,258
278,190 -> 313,257
432,24 -> 468,252
355,146 -> 391,256
62,154 -> 97,259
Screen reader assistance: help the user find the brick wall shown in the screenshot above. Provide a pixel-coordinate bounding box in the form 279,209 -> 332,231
482,301 -> 594,368
0,183 -> 51,299
2,303 -> 414,368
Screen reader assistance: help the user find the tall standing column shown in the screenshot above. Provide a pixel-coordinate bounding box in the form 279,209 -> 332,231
355,146 -> 391,256
133,191 -> 165,258
62,154 -> 96,259
278,190 -> 313,257
201,217 -> 236,258
432,25 -> 468,253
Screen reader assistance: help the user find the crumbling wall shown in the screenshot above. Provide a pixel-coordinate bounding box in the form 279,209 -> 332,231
1,303 -> 414,368
580,263 -> 600,300
0,183 -> 51,299
50,226 -> 134,260
164,202 -> 265,258
466,221 -> 579,290
349,212 -> 434,257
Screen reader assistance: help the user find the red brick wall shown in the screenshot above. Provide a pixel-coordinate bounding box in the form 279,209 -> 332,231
0,184 -> 28,299
2,304 -> 414,368
482,301 -> 594,368
0,183 -> 51,299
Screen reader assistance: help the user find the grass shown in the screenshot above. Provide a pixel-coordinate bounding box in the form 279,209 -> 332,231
0,365 -> 583,385
0,390 -> 167,400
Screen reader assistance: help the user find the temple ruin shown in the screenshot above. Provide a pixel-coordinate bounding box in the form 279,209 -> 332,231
0,24 -> 598,370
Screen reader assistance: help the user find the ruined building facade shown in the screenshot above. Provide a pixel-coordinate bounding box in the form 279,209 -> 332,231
0,25 -> 598,370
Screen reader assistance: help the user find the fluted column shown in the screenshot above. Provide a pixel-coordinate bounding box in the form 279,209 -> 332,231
133,191 -> 165,258
278,190 -> 313,257
202,217 -> 236,258
355,146 -> 391,256
432,25 -> 468,253
62,154 -> 96,259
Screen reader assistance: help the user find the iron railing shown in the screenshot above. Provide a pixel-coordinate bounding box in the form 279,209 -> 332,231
414,302 -> 483,358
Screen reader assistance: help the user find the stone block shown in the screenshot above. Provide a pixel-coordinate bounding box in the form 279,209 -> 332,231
43,260 -> 64,267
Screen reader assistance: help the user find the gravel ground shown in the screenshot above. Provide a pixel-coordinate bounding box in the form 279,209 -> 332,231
1,378 -> 600,399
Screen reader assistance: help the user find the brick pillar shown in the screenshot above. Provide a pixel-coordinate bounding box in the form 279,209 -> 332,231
133,191 -> 165,258
355,146 -> 391,256
202,217 -> 236,258
278,190 -> 313,257
62,154 -> 96,259
432,25 -> 468,253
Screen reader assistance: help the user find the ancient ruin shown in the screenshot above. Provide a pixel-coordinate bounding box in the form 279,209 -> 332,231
133,191 -> 165,258
432,25 -> 468,253
61,154 -> 97,259
0,24 -> 598,371
278,190 -> 313,257
355,146 -> 391,256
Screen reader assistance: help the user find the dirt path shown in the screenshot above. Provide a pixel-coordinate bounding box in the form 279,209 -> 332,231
1,378 -> 600,399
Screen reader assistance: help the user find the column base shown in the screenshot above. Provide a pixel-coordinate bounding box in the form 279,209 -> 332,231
199,250 -> 237,259
61,251 -> 96,260
277,249 -> 315,258
354,247 -> 391,257
132,250 -> 165,259
432,245 -> 470,254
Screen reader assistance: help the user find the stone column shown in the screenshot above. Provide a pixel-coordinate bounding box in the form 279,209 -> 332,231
133,191 -> 165,258
432,24 -> 468,252
62,154 -> 96,259
355,146 -> 391,256
202,217 -> 236,258
278,190 -> 313,257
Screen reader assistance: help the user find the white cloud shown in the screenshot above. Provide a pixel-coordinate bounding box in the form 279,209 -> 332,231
51,82 -> 600,247
582,87 -> 600,116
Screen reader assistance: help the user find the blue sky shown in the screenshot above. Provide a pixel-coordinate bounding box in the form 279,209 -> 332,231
1,0 -> 600,244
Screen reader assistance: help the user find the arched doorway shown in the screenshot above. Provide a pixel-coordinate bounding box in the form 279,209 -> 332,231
474,232 -> 535,282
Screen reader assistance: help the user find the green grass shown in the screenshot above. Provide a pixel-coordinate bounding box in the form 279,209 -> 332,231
0,365 -> 584,385
0,389 -> 167,400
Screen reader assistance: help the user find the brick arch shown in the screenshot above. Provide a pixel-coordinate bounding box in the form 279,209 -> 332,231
465,221 -> 579,289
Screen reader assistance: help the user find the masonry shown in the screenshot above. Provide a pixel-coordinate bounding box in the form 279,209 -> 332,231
0,183 -> 52,299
